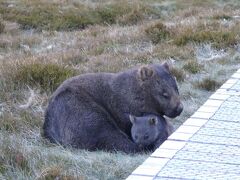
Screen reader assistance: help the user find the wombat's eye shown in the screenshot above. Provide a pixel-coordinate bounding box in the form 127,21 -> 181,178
144,135 -> 149,140
162,92 -> 169,99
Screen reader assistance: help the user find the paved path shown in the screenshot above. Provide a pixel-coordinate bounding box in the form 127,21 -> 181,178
126,69 -> 240,180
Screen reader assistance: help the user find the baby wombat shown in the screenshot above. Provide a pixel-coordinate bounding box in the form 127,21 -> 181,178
130,114 -> 173,151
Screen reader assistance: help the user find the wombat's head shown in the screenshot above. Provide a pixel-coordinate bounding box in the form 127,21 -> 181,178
137,62 -> 183,118
130,114 -> 161,147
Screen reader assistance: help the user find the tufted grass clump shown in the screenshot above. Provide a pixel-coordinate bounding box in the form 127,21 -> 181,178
170,67 -> 186,82
11,63 -> 77,92
119,9 -> 144,25
195,77 -> 222,91
174,29 -> 237,48
183,60 -> 203,74
145,22 -> 171,44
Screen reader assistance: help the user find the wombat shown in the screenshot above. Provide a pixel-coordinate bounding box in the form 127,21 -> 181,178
43,63 -> 183,153
130,114 -> 173,151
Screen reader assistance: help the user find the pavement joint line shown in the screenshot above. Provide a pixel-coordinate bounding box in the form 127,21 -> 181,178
184,116 -> 212,120
231,76 -> 240,79
197,132 -> 240,139
209,94 -> 230,100
223,79 -> 239,84
158,157 -> 240,166
191,111 -> 215,119
183,119 -> 209,127
158,136 -> 240,147
127,174 -> 155,180
174,125 -> 201,134
219,83 -> 235,89
198,126 -> 240,132
207,118 -> 240,125
202,99 -> 224,107
182,139 -> 240,147
155,176 -> 194,180
168,132 -> 194,141
177,148 -> 240,157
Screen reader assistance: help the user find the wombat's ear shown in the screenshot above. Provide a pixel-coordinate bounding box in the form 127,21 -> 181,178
129,115 -> 136,124
138,66 -> 154,81
162,62 -> 170,72
149,117 -> 158,125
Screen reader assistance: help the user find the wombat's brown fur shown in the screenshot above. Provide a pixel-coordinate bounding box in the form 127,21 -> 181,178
43,63 -> 183,153
130,114 -> 173,151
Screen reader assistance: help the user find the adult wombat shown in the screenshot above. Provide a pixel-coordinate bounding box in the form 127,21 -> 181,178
129,114 -> 173,151
43,63 -> 183,153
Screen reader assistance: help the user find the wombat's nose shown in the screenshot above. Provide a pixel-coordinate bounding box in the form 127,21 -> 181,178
176,102 -> 183,115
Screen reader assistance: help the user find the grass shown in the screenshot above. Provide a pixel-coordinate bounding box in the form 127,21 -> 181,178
170,67 -> 186,82
145,22 -> 171,44
0,1 -> 160,31
0,0 -> 240,179
213,14 -> 232,20
3,62 -> 77,93
195,77 -> 222,91
183,60 -> 203,74
0,19 -> 4,33
174,29 -> 237,48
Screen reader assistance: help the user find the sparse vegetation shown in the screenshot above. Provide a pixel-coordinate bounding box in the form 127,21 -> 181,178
0,0 -> 240,179
170,67 -> 186,82
195,77 -> 222,91
145,22 -> 171,44
183,60 -> 203,74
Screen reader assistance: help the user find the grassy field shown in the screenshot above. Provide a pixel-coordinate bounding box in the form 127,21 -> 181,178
0,0 -> 240,179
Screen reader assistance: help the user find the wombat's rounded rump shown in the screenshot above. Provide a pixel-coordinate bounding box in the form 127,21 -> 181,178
43,63 -> 183,153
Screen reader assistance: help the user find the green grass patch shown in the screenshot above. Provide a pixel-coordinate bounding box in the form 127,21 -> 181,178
195,77 -> 222,91
145,22 -> 171,44
183,60 -> 203,74
11,63 -> 77,92
174,29 -> 237,48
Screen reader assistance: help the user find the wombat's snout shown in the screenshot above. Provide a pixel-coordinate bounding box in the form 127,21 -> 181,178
175,102 -> 183,115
